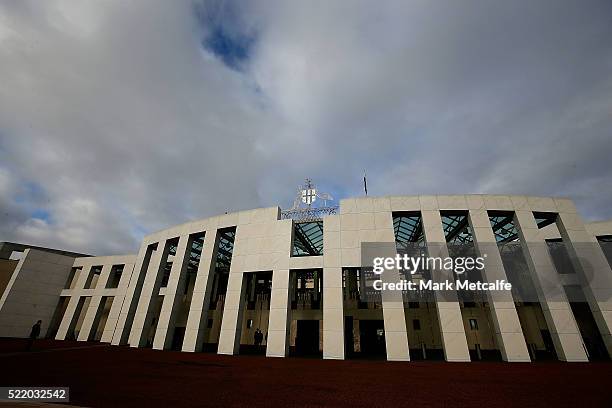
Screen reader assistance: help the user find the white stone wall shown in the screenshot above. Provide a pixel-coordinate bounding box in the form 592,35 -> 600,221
0,248 -> 76,338
54,254 -> 136,342
39,195 -> 612,362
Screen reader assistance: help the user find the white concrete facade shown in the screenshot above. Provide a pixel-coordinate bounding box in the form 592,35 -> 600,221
4,195 -> 612,363
54,254 -> 136,342
0,249 -> 76,338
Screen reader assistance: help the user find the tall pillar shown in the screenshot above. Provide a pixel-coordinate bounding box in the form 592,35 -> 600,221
421,210 -> 471,361
55,296 -> 81,340
323,268 -> 344,359
556,208 -> 612,356
77,264 -> 112,341
381,267 -> 411,361
112,244 -> 154,345
468,209 -> 531,362
55,263 -> 91,340
77,296 -> 103,341
266,269 -> 291,357
514,211 -> 588,361
128,241 -> 168,347
153,235 -> 191,350
372,238 -> 411,362
362,211 -> 410,361
102,263 -> 134,343
217,272 -> 247,355
322,215 -> 344,359
182,229 -> 217,352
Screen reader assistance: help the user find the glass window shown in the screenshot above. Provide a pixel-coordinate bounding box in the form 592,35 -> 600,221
105,265 -> 124,288
84,266 -> 102,289
292,221 -> 323,256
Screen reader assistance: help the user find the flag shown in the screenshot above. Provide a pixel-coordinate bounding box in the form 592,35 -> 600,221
363,172 -> 368,196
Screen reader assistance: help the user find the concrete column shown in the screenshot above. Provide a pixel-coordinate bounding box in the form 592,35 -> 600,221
153,235 -> 191,350
182,229 -> 217,352
366,211 -> 411,362
55,296 -> 81,340
381,266 -> 411,361
514,211 -> 588,361
371,238 -> 411,362
101,263 -> 135,343
77,264 -> 112,341
323,267 -> 344,359
217,272 -> 247,355
421,210 -> 471,362
556,210 -> 612,356
266,269 -> 291,357
77,295 -> 102,341
99,297 -> 118,343
55,262 -> 92,340
322,215 -> 344,359
468,209 -> 531,362
128,241 -> 168,347
112,244 -> 154,345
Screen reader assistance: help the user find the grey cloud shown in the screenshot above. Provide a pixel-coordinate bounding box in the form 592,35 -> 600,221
0,0 -> 611,255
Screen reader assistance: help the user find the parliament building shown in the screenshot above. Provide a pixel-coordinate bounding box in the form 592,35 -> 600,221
1,194 -> 611,362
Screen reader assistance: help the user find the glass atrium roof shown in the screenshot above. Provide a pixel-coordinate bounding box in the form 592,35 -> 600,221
293,221 -> 324,256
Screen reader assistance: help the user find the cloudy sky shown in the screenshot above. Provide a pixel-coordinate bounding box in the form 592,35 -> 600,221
1,0 -> 611,255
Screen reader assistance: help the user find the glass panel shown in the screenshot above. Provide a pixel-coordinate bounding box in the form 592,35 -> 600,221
292,221 -> 323,256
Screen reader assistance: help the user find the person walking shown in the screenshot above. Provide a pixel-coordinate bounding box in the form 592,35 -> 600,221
26,320 -> 42,351
254,328 -> 263,347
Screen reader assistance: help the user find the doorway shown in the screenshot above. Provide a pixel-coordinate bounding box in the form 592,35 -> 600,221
359,320 -> 386,356
295,320 -> 320,356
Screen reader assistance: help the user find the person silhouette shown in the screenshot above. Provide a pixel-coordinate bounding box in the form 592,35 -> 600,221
26,320 -> 42,351
254,328 -> 263,346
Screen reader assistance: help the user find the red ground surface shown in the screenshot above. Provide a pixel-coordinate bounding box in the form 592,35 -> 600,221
1,338 -> 611,408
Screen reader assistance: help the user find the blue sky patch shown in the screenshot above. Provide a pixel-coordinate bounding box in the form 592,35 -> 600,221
202,26 -> 254,71
194,0 -> 255,71
31,208 -> 51,223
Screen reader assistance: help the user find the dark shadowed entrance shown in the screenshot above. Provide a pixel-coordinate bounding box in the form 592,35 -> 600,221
359,320 -> 386,356
296,320 -> 320,356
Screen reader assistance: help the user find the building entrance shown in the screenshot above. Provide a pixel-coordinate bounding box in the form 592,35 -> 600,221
295,320 -> 320,356
359,320 -> 386,356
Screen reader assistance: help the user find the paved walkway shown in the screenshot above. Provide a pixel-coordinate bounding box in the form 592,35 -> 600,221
0,344 -> 108,358
1,338 -> 611,407
0,403 -> 82,407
